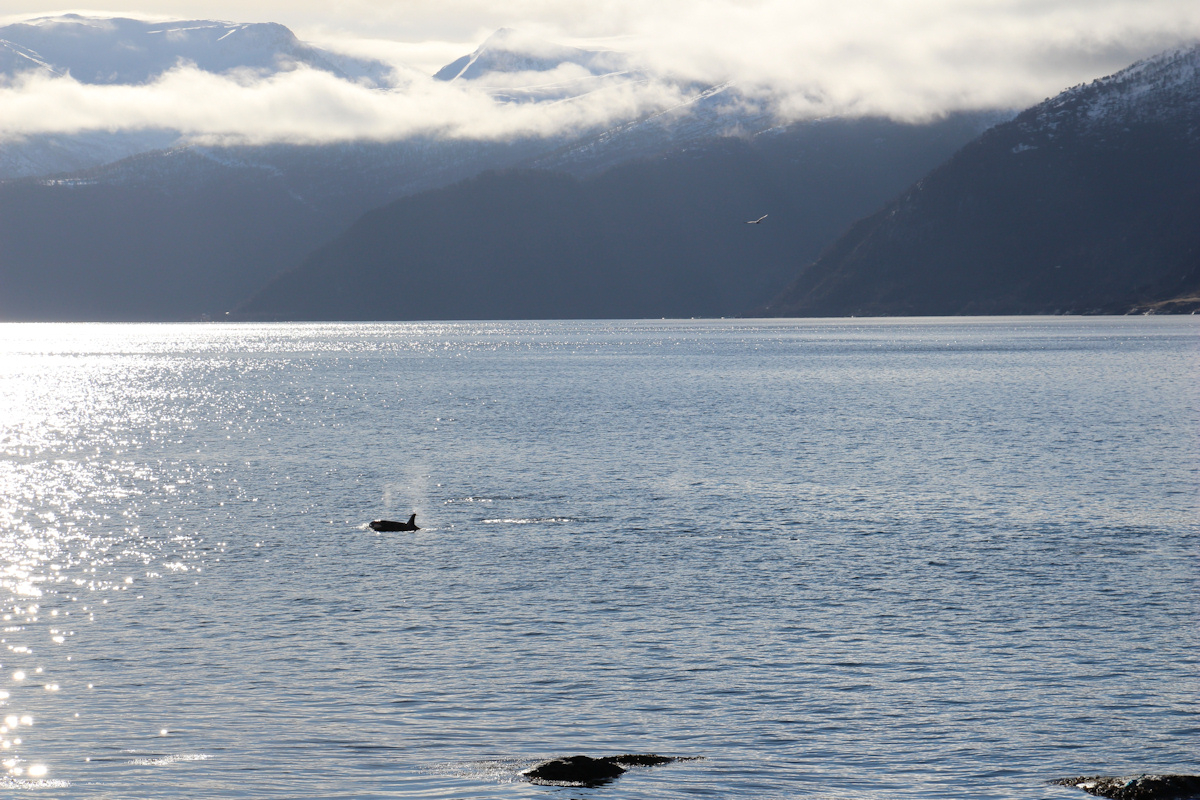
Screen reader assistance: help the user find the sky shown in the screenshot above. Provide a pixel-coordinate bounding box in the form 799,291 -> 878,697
2,0 -> 1199,144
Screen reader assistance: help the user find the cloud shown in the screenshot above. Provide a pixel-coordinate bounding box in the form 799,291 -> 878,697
611,0 -> 1200,119
0,63 -> 689,144
1,0 -> 1198,142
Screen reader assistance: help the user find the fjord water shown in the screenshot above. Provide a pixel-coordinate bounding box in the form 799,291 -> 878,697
0,318 -> 1196,800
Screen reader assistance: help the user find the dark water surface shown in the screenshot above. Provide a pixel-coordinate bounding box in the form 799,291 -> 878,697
0,318 -> 1196,799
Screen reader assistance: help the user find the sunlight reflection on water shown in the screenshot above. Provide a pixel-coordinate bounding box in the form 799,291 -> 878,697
0,319 -> 1196,798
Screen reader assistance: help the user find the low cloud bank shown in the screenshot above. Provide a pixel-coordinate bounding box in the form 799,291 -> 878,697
2,0 -> 1198,143
0,65 -> 690,144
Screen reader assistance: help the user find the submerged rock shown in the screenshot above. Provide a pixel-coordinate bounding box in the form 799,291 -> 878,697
1050,775 -> 1200,799
522,753 -> 698,787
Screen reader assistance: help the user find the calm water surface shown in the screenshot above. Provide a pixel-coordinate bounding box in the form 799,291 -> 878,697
0,318 -> 1196,799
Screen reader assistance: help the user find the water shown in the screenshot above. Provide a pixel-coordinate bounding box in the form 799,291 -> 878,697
0,317 -> 1196,799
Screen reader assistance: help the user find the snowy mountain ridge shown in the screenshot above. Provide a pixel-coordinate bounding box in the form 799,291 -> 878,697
0,14 -> 394,85
1011,42 -> 1200,146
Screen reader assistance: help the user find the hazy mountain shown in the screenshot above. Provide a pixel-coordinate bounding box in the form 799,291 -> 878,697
762,44 -> 1200,316
0,19 -> 787,181
0,162 -> 328,321
0,102 -> 794,322
0,130 -> 182,183
235,114 -> 998,321
0,135 -> 552,321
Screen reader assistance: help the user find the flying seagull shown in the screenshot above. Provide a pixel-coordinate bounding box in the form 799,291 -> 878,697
746,214 -> 768,224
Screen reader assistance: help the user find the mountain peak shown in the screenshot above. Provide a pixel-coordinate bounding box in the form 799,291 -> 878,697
483,27 -> 520,45
433,28 -> 626,82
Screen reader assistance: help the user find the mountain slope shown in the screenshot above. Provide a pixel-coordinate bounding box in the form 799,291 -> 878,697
762,45 -> 1200,316
235,114 -> 997,321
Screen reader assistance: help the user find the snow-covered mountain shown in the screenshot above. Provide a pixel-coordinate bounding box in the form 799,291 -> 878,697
433,28 -> 630,89
0,14 -> 393,85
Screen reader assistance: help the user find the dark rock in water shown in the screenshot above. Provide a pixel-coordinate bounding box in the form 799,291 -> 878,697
523,753 -> 697,787
1050,775 -> 1200,799
369,514 -> 419,532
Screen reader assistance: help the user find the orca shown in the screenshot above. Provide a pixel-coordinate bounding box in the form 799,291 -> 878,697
370,514 -> 419,532
523,754 -> 698,787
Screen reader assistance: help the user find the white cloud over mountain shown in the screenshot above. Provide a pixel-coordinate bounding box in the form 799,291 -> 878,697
0,0 -> 1197,144
0,64 -> 689,144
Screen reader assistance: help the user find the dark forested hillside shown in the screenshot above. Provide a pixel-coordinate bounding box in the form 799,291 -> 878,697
0,114 -> 993,321
236,115 -> 997,320
762,46 -> 1200,317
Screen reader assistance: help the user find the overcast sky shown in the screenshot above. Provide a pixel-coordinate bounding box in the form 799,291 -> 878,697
2,1 -> 1199,143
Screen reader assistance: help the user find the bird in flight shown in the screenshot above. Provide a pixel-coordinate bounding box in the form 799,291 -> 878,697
746,214 -> 768,224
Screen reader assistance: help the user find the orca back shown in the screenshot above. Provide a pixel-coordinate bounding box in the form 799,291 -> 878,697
370,514 -> 419,532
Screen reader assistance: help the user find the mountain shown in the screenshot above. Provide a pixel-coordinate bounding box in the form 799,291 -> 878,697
433,27 -> 630,100
526,81 -> 777,177
0,113 -> 998,322
0,130 -> 182,182
234,114 -> 998,321
0,14 -> 1008,322
0,21 -> 690,320
0,135 -> 552,321
0,161 -> 328,321
0,14 -> 393,85
0,18 -> 779,180
0,14 -> 395,180
762,44 -> 1200,316
431,28 -> 774,167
